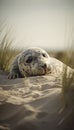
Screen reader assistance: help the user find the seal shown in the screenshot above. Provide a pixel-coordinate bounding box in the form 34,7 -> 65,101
8,47 -> 74,79
8,47 -> 51,79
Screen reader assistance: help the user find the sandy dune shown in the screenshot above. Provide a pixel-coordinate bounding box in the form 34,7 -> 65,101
0,72 -> 71,130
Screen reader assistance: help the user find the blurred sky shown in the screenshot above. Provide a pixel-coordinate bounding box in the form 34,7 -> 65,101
0,0 -> 74,50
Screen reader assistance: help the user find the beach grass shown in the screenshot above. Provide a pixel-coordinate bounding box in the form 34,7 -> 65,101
58,42 -> 74,127
0,28 -> 21,72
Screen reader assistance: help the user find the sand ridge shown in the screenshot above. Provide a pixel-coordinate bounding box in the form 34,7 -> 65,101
0,71 -> 65,130
1,69 -> 74,130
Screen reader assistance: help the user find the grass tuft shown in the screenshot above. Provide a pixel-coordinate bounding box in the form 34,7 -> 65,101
0,27 -> 21,72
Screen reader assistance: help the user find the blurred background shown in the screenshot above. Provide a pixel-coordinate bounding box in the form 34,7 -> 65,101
0,0 -> 74,68
0,0 -> 74,50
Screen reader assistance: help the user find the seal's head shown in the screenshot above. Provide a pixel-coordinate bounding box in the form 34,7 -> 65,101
18,47 -> 50,77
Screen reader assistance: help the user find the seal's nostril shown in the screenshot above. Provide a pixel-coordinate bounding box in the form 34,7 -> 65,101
41,63 -> 47,69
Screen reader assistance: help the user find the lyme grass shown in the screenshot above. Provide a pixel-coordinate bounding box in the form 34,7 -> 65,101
0,28 -> 21,72
62,45 -> 74,104
59,39 -> 74,128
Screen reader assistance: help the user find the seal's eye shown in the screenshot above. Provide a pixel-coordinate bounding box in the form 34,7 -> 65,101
26,56 -> 33,63
42,53 -> 47,57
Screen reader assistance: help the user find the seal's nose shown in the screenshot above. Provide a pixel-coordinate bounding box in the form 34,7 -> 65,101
41,63 -> 47,69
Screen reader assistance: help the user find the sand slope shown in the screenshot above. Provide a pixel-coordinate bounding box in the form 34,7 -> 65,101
0,72 -> 67,130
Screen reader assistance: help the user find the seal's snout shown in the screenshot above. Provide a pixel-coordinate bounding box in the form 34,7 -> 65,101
40,63 -> 47,69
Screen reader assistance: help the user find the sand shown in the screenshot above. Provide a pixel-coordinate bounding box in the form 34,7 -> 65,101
0,71 -> 70,130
